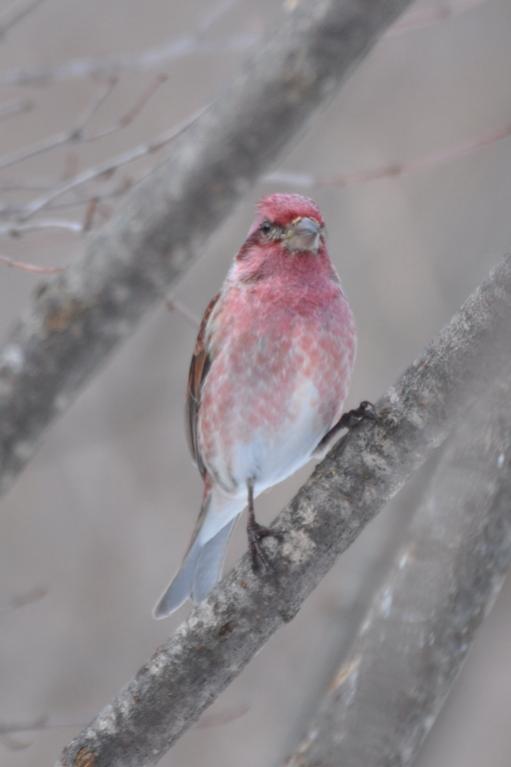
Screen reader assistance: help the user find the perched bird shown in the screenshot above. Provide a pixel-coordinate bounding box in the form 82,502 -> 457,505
154,192 -> 369,619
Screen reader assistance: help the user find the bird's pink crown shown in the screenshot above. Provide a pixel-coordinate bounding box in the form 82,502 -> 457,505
256,193 -> 324,228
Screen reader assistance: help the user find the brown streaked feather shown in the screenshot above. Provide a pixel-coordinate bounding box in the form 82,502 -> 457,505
186,292 -> 220,477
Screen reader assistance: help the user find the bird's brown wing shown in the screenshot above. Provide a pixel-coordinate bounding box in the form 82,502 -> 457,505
186,292 -> 221,478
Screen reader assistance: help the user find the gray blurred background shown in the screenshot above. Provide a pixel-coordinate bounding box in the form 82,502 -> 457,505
1,0 -> 511,764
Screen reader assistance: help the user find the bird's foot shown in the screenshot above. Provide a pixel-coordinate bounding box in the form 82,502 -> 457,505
315,400 -> 377,454
247,520 -> 284,572
340,400 -> 377,429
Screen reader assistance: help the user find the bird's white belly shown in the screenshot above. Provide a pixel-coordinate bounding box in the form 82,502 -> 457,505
197,376 -> 335,544
214,377 -> 334,493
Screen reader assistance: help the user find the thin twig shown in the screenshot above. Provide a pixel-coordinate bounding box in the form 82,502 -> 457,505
0,716 -> 48,737
0,0 -> 487,85
0,37 -> 257,86
0,75 -> 166,173
3,112 -> 507,227
0,701 -> 248,745
0,219 -> 83,237
8,585 -> 47,609
0,254 -> 65,274
267,119 -> 511,190
0,0 -> 246,85
52,182 -> 132,210
0,79 -> 116,172
82,197 -> 98,232
0,0 -> 46,39
102,74 -> 168,134
1,107 -> 206,220
198,0 -> 241,33
0,585 -> 47,612
0,178 -> 53,193
164,297 -> 200,328
0,716 -> 46,751
0,97 -> 33,120
388,0 -> 487,35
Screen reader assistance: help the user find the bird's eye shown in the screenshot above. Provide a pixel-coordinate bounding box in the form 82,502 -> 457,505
259,220 -> 273,236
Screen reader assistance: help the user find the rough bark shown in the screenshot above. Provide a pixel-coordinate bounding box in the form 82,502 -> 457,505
58,257 -> 511,767
0,0 -> 414,495
284,375 -> 511,767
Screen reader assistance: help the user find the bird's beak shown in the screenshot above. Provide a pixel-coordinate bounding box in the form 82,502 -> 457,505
285,217 -> 322,253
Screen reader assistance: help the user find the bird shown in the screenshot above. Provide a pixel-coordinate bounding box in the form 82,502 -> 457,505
153,192 -> 370,618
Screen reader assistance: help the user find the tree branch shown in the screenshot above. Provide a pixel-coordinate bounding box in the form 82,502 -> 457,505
386,0 -> 487,36
0,74 -> 166,175
0,0 -> 486,84
0,254 -> 66,274
0,0 -> 415,496
58,256 -> 511,767
1,107 -> 204,221
284,374 -> 511,767
3,111 -> 509,231
0,97 -> 33,120
0,0 -> 245,84
0,0 -> 46,40
267,118 -> 511,190
0,219 -> 84,237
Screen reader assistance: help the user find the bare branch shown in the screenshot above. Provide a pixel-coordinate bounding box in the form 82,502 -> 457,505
0,585 -> 47,613
102,74 -> 168,134
199,0 -> 243,31
388,0 -> 487,36
0,107 -> 205,220
0,36 -> 257,86
0,715 -> 47,751
267,119 -> 511,189
7,584 -> 47,609
82,197 -> 99,232
0,716 -> 47,737
8,110 -> 506,228
0,97 -> 33,120
0,219 -> 83,237
164,297 -> 201,328
0,80 -> 116,172
0,0 -> 245,85
0,0 -> 46,40
0,703 -> 248,739
0,733 -> 32,751
284,375 -> 511,767
0,0 -> 487,85
57,256 -> 511,767
0,0 -> 415,496
0,0 -> 497,231
0,178 -> 52,193
0,74 -> 166,173
0,178 -> 134,212
0,254 -> 65,274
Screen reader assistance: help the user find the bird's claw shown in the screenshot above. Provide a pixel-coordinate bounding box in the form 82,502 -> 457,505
342,400 -> 377,429
356,400 -> 377,421
248,522 -> 283,572
314,400 -> 377,455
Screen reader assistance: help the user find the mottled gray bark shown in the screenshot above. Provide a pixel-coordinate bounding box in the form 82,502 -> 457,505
284,375 -> 511,767
57,257 -> 511,767
0,0 -> 414,495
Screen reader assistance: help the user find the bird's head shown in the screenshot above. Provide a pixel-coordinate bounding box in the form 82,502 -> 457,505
247,193 -> 325,255
230,193 -> 335,286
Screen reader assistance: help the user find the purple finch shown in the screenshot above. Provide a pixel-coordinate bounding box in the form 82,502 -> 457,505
154,193 -> 365,618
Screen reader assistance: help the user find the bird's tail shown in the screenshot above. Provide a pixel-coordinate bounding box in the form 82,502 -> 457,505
153,488 -> 243,619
